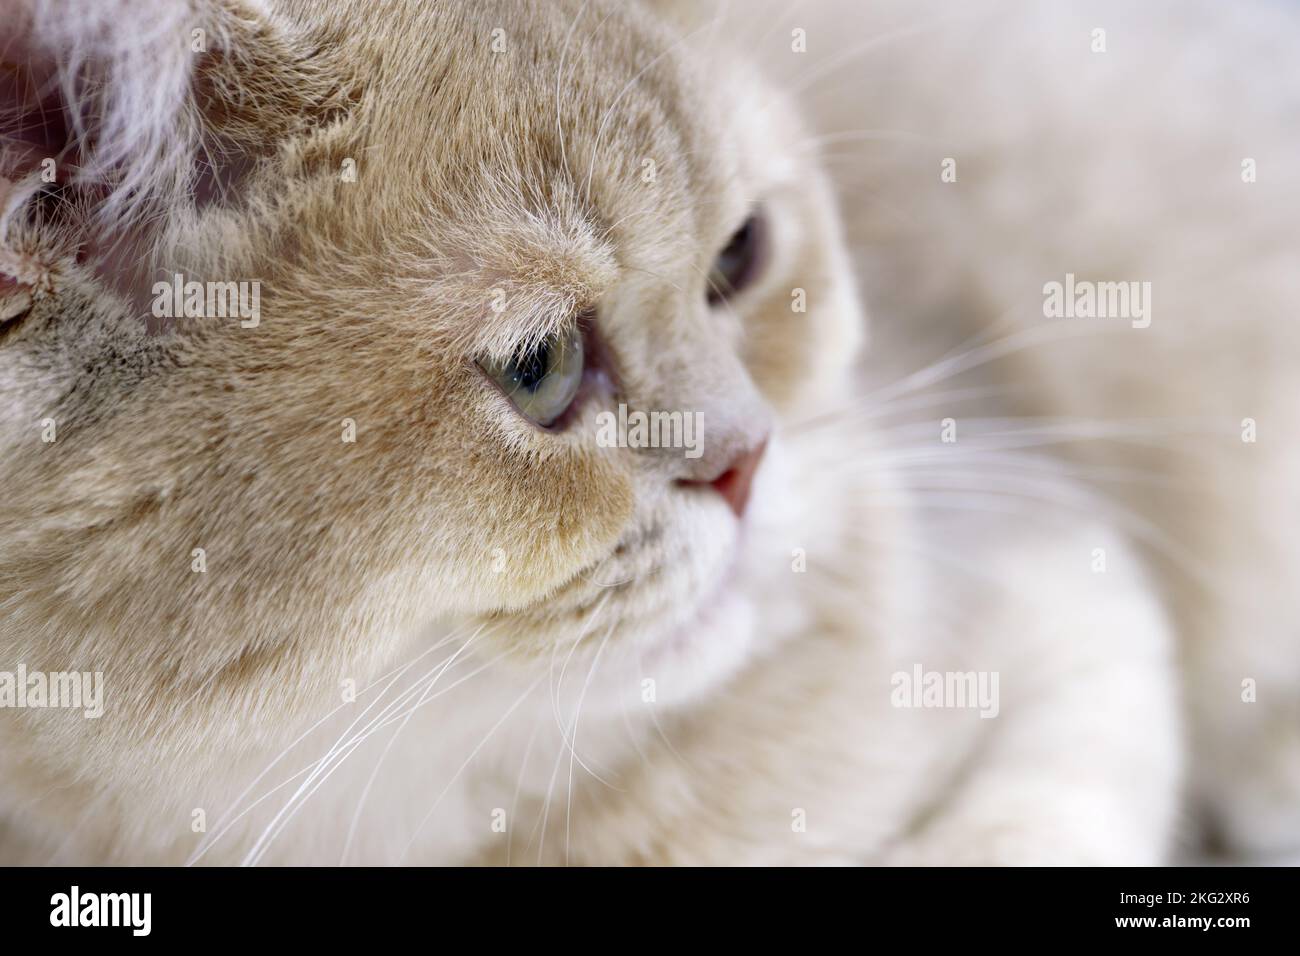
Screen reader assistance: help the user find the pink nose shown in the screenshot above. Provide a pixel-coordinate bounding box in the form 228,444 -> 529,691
685,438 -> 768,519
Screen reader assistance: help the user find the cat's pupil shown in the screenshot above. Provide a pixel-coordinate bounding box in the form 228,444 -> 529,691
514,342 -> 551,391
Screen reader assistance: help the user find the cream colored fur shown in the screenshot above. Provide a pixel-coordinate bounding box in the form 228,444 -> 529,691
0,0 -> 1294,864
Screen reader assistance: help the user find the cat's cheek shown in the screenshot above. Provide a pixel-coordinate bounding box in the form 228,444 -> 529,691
467,449 -> 635,611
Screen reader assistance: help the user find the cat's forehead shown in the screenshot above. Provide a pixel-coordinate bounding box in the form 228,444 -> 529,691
314,0 -> 768,354
351,0 -> 733,234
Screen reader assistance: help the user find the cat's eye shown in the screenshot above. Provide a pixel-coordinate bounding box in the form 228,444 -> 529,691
707,211 -> 768,305
478,324 -> 585,428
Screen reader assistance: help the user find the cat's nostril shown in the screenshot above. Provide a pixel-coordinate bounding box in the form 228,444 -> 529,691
679,438 -> 768,519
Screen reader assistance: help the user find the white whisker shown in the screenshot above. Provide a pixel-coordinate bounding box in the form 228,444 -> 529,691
398,673 -> 546,864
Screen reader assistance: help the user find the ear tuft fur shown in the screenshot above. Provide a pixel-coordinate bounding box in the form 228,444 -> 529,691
2,1 -> 351,300
3,0 -> 224,227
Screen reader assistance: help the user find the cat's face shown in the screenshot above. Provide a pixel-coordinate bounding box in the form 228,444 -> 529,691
0,0 -> 873,781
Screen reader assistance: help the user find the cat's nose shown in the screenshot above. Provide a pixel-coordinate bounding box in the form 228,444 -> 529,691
679,437 -> 768,518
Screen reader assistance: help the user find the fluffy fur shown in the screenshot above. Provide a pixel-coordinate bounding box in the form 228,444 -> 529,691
0,0 -> 1295,864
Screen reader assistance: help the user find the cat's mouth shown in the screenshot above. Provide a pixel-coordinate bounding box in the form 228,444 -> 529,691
641,552 -> 746,667
492,501 -> 743,648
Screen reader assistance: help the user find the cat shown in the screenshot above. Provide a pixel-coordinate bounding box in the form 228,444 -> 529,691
0,0 -> 1295,865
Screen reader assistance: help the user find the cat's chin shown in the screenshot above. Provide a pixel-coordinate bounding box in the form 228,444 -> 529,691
635,578 -> 759,704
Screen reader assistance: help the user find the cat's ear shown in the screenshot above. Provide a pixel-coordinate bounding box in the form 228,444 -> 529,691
3,0 -> 218,222
0,0 -> 343,295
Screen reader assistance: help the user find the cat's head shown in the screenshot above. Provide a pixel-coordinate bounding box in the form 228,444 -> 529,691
0,0 -> 885,787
